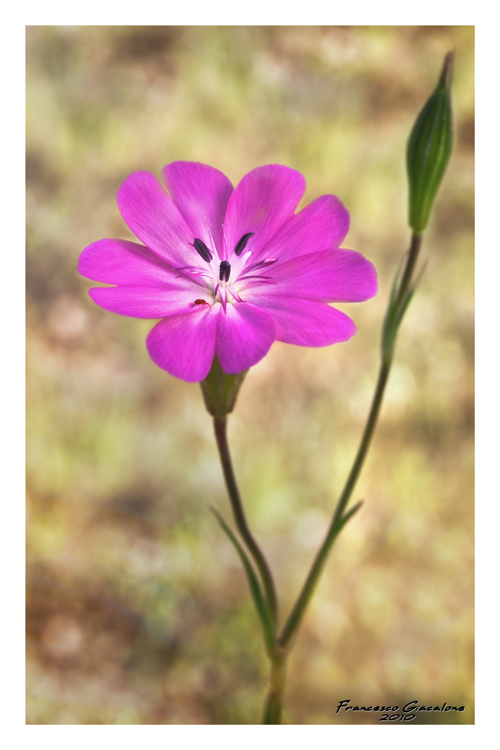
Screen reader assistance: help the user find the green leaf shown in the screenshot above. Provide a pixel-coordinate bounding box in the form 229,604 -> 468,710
337,500 -> 363,533
381,258 -> 406,357
211,507 -> 275,653
393,287 -> 415,331
382,250 -> 426,362
383,286 -> 416,363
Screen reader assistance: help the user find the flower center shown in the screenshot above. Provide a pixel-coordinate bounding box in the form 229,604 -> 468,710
179,232 -> 276,313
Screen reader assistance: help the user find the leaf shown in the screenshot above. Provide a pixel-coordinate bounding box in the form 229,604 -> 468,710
381,247 -> 412,358
211,507 -> 275,653
394,287 -> 415,332
332,500 -> 364,539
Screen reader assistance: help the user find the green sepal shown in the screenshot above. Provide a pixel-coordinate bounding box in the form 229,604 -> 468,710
407,51 -> 453,233
210,507 -> 276,654
200,356 -> 248,418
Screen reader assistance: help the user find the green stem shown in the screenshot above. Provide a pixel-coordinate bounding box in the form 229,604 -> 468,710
213,416 -> 278,626
278,232 -> 423,651
278,358 -> 391,649
394,232 -> 423,311
262,652 -> 287,724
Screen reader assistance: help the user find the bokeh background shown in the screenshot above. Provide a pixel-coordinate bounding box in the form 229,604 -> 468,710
26,26 -> 474,725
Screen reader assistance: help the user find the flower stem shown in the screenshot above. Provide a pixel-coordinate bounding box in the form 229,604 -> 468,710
213,416 -> 278,626
394,233 -> 423,313
213,232 -> 424,718
278,359 -> 390,649
262,652 -> 287,724
278,232 -> 423,651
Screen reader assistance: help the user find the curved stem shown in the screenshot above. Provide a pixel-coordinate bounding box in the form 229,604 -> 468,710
279,359 -> 390,649
213,416 -> 278,626
278,232 -> 423,651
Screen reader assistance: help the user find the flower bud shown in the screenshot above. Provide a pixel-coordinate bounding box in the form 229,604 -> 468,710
407,51 -> 453,233
200,356 -> 248,418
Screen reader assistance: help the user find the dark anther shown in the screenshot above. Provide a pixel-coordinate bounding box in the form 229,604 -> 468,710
193,238 -> 212,263
234,232 -> 255,257
219,260 -> 231,282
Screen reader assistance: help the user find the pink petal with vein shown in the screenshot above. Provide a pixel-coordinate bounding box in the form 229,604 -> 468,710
146,306 -> 218,382
263,249 -> 378,302
223,165 -> 305,260
253,295 -> 356,346
163,162 -> 233,255
89,285 -> 203,319
78,239 -> 176,284
261,195 -> 350,262
79,237 -> 205,317
216,302 -> 277,374
117,171 -> 194,267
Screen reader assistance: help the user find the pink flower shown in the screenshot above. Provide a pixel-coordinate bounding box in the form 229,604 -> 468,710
78,162 -> 377,382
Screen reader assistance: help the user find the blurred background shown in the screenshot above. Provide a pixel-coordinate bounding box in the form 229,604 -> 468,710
26,26 -> 474,725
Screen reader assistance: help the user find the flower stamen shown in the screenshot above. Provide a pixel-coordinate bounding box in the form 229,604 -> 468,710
219,286 -> 228,313
219,260 -> 231,282
193,238 -> 213,263
234,232 -> 255,257
243,258 -> 277,274
228,288 -> 244,303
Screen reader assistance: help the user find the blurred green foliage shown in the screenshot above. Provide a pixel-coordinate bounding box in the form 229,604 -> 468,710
26,26 -> 474,725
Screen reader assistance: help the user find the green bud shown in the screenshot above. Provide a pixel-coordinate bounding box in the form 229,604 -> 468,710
200,356 -> 248,418
407,51 -> 453,233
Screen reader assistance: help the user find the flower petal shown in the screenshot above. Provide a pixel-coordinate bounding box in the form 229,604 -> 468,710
216,302 -> 277,374
253,295 -> 357,346
262,249 -> 378,302
117,171 -> 194,267
79,237 -> 208,318
146,307 -> 218,382
78,239 -> 175,285
89,283 -> 205,319
163,162 -> 233,255
260,195 -> 350,262
223,165 -> 305,261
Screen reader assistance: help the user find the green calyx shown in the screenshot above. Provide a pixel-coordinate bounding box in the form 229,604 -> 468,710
407,51 -> 453,233
200,356 -> 248,418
